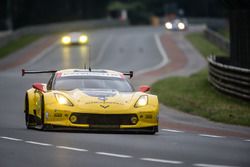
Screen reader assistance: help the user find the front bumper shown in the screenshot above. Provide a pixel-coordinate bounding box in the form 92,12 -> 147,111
44,110 -> 158,131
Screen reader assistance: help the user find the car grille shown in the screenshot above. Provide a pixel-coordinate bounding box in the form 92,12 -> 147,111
70,113 -> 138,126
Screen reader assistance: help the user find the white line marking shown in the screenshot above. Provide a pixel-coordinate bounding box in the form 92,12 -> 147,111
161,129 -> 184,133
193,163 -> 239,167
25,141 -> 52,146
244,139 -> 250,142
96,152 -> 132,158
24,41 -> 58,67
56,146 -> 88,152
135,33 -> 169,76
199,134 -> 225,138
1,136 -> 23,141
141,158 -> 183,164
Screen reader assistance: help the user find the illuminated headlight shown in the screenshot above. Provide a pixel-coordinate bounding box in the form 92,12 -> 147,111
178,22 -> 185,30
61,36 -> 71,44
55,93 -> 73,106
79,35 -> 88,44
165,22 -> 172,29
135,95 -> 148,108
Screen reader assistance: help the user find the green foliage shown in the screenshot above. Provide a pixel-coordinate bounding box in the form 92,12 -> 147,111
0,35 -> 42,59
218,28 -> 230,40
107,1 -> 145,11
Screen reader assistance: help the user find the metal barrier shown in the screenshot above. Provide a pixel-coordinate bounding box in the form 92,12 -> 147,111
204,28 -> 230,53
208,56 -> 250,100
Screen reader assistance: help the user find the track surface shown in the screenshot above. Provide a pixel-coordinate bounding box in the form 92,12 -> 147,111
0,26 -> 249,167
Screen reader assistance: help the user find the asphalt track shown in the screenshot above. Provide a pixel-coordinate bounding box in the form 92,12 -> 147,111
0,26 -> 249,167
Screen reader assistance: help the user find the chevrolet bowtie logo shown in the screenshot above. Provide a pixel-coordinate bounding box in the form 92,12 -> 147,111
100,105 -> 110,109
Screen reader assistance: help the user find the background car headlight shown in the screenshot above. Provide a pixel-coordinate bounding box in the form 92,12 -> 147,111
165,22 -> 172,29
79,35 -> 88,43
62,36 -> 71,44
135,95 -> 148,107
55,93 -> 73,106
178,22 -> 185,30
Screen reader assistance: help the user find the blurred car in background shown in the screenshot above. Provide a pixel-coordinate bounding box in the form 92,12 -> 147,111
61,32 -> 88,45
165,18 -> 188,31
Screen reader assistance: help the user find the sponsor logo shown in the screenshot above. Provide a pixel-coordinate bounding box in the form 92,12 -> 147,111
100,105 -> 110,109
98,96 -> 107,101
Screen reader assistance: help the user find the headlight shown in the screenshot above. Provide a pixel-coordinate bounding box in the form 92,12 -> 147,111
165,22 -> 172,29
178,22 -> 185,30
79,35 -> 88,44
55,93 -> 73,106
135,95 -> 148,108
62,36 -> 71,44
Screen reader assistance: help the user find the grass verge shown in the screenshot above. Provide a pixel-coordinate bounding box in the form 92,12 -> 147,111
152,32 -> 250,126
0,35 -> 42,59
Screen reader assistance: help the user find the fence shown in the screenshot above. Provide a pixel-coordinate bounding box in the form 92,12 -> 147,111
204,28 -> 230,53
208,56 -> 250,100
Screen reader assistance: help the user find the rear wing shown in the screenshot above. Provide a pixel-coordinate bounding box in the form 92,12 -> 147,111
22,69 -> 133,78
22,69 -> 57,76
123,71 -> 133,79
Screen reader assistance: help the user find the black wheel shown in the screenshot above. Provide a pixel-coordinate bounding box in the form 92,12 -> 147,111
148,126 -> 158,135
25,94 -> 35,129
39,95 -> 51,131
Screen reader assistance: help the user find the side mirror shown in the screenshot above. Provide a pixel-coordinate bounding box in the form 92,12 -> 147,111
32,83 -> 47,93
138,85 -> 150,92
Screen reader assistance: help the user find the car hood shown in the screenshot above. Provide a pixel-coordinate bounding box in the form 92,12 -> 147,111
64,89 -> 136,111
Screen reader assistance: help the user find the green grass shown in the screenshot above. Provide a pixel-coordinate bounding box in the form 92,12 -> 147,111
186,32 -> 227,57
0,35 -> 42,59
152,32 -> 250,126
218,28 -> 230,40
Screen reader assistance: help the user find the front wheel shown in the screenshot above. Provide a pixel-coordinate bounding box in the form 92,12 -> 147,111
25,112 -> 34,129
39,95 -> 51,131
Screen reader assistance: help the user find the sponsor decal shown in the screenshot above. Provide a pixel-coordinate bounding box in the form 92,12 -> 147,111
100,105 -> 110,109
61,72 -> 121,78
54,113 -> 63,117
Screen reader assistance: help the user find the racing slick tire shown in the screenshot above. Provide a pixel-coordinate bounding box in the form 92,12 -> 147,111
39,95 -> 51,131
148,126 -> 158,135
25,94 -> 35,129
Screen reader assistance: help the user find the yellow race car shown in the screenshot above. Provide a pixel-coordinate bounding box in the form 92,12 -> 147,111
22,69 -> 159,134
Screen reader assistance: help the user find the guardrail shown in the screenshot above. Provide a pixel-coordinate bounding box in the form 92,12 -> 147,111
208,56 -> 250,100
204,28 -> 230,53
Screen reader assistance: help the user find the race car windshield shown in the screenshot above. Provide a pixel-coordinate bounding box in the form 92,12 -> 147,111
54,76 -> 134,92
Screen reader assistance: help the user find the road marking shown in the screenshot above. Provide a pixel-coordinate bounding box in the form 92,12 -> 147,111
135,33 -> 169,76
199,134 -> 225,138
56,146 -> 88,152
244,139 -> 250,142
141,158 -> 183,164
24,40 -> 58,67
193,163 -> 239,167
161,129 -> 184,133
25,141 -> 52,146
96,152 -> 132,158
1,136 -> 23,141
